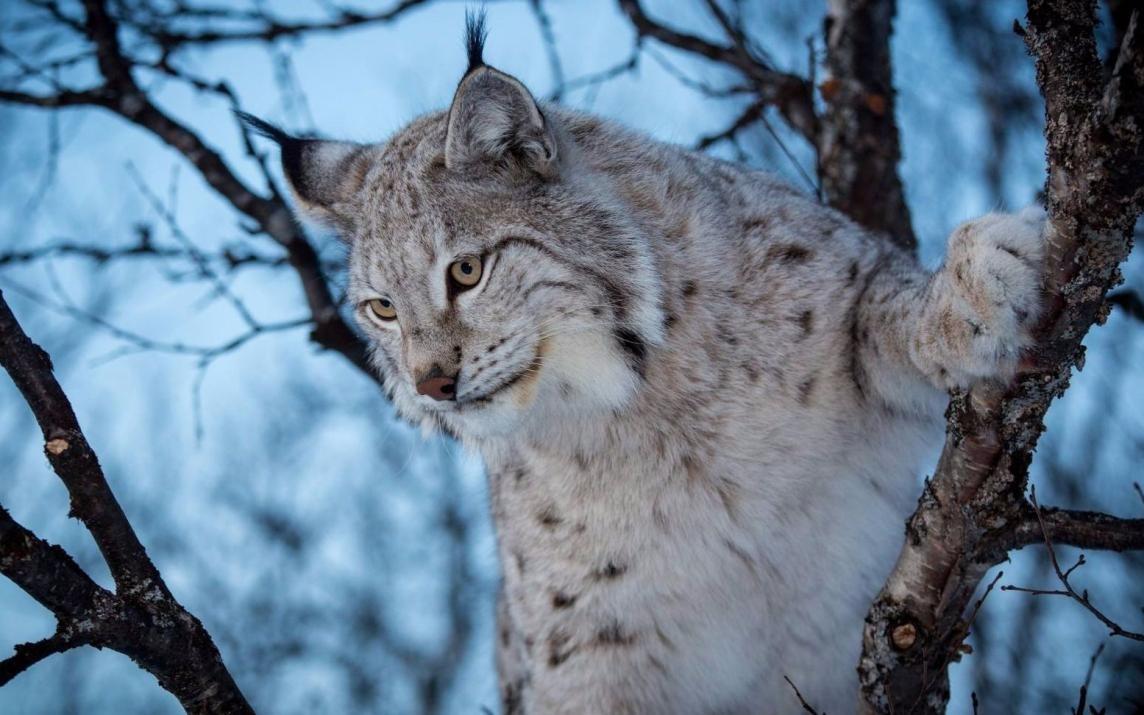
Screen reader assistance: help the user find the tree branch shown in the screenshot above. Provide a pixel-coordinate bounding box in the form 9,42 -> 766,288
819,0 -> 916,251
858,2 -> 1144,712
0,289 -> 166,594
616,0 -> 915,250
0,0 -> 376,381
0,631 -> 83,687
1001,489 -> 1144,641
616,0 -> 817,141
0,290 -> 254,713
1007,504 -> 1144,552
134,0 -> 432,53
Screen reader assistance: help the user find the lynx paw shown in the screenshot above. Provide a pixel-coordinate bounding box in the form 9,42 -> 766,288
914,207 -> 1046,389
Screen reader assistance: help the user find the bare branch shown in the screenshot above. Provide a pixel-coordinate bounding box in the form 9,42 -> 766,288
529,0 -> 565,102
616,0 -> 817,141
1007,503 -> 1144,553
1073,641 -> 1106,715
0,291 -> 254,712
1000,489 -> 1144,641
1,288 -> 167,593
0,0 -> 377,380
819,0 -> 915,250
0,631 -> 82,686
133,0 -> 432,52
858,2 -> 1144,711
783,675 -> 822,714
0,505 -> 109,626
695,99 -> 765,150
1107,289 -> 1144,321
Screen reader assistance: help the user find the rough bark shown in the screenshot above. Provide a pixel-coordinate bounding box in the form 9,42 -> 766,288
857,2 -> 1143,712
0,291 -> 254,714
820,0 -> 916,251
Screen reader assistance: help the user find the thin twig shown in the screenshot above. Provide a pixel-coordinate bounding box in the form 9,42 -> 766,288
1001,488 -> 1144,642
783,675 -> 823,714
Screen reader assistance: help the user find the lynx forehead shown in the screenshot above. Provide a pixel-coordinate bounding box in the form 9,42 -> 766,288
248,13 -> 1046,714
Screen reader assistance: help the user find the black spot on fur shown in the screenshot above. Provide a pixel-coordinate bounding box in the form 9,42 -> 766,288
794,309 -> 814,338
595,620 -> 637,646
682,280 -> 698,298
464,9 -> 487,75
741,360 -> 760,382
503,681 -> 523,715
847,258 -> 883,401
847,261 -> 860,285
742,216 -> 771,233
537,506 -> 562,528
548,629 -> 575,668
594,561 -> 627,580
717,324 -> 738,345
798,377 -> 816,405
552,592 -> 576,609
614,328 -> 647,377
767,243 -> 813,264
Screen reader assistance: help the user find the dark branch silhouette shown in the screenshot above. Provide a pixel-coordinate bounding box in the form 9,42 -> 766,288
0,289 -> 253,713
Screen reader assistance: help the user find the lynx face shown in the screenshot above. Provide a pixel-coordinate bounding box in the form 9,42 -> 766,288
244,27 -> 663,438
346,169 -> 658,438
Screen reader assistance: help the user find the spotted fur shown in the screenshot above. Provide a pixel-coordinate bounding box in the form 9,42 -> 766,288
253,19 -> 1046,714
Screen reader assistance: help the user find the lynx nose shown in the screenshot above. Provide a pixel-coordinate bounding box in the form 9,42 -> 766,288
415,365 -> 457,401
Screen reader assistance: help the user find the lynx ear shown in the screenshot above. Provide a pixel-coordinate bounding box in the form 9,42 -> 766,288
444,15 -> 558,177
236,112 -> 371,227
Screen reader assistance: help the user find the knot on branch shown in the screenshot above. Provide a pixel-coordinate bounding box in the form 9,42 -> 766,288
44,438 -> 69,455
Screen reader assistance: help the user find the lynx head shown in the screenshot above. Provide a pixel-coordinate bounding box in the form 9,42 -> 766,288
243,13 -> 664,439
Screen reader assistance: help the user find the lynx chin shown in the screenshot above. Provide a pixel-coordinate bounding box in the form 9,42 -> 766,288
243,14 -> 1047,714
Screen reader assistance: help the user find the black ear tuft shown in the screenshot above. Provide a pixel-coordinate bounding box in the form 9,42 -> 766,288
235,110 -> 369,225
464,8 -> 488,74
235,110 -> 308,198
235,110 -> 292,146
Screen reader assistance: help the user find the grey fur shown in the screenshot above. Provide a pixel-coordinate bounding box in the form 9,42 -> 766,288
268,34 -> 1046,714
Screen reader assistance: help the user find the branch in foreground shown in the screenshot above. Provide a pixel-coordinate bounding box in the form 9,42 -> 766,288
0,290 -> 253,714
858,3 -> 1144,712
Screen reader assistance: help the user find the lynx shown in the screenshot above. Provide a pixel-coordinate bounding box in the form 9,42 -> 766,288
243,15 -> 1045,714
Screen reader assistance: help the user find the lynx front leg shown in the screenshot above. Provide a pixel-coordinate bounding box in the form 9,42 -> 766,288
911,208 -> 1047,389
853,208 -> 1047,411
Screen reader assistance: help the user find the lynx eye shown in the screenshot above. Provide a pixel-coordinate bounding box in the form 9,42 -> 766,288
366,298 -> 397,322
448,256 -> 483,289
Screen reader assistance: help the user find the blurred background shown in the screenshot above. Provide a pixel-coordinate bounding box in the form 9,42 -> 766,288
0,0 -> 1141,712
